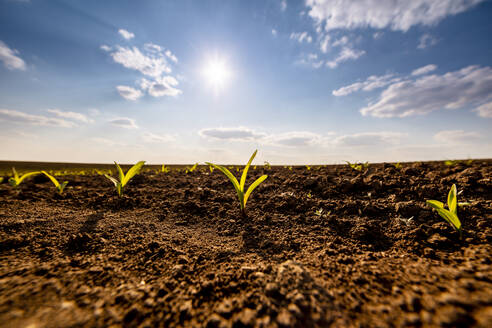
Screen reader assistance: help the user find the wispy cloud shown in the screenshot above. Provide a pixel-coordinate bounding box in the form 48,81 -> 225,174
473,102 -> 492,118
142,132 -> 175,143
280,0 -> 287,11
326,47 -> 365,68
290,32 -> 313,44
296,53 -> 324,69
47,109 -> 94,123
109,117 -> 138,129
332,132 -> 406,146
360,65 -> 492,118
199,127 -> 266,141
118,28 -> 135,40
0,109 -> 75,127
411,64 -> 437,76
0,40 -> 26,71
418,33 -> 439,49
434,130 -> 481,144
116,85 -> 143,101
333,73 -> 400,96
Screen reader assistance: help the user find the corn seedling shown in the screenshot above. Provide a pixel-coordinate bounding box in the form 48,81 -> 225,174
206,150 -> 267,216
315,208 -> 331,217
9,168 -> 40,187
426,184 -> 468,238
307,192 -> 312,199
0,177 -> 3,183
288,166 -> 292,171
104,161 -> 145,197
161,165 -> 170,173
305,165 -> 311,171
393,162 -> 402,169
345,161 -> 369,172
208,164 -> 214,173
264,161 -> 271,170
42,171 -> 68,195
185,163 -> 198,174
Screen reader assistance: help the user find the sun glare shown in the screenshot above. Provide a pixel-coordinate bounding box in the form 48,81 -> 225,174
202,57 -> 231,92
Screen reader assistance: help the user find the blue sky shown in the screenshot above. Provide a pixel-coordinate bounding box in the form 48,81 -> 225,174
1,0 -> 491,164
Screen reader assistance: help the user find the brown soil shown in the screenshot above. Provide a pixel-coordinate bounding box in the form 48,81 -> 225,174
0,160 -> 491,327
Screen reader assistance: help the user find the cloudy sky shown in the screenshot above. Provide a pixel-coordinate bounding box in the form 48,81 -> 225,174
1,0 -> 491,164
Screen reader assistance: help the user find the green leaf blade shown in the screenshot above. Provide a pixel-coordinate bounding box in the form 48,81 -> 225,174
426,200 -> 444,210
122,161 -> 145,186
244,175 -> 267,207
447,184 -> 457,215
240,150 -> 257,191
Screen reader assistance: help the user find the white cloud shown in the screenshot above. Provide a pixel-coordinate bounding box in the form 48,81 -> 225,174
326,47 -> 365,68
109,45 -> 171,78
411,64 -> 437,76
305,0 -> 484,32
418,33 -> 438,49
473,102 -> 492,118
100,45 -> 112,52
332,36 -> 349,47
360,65 -> 492,117
320,35 -> 330,53
434,130 -> 481,144
297,53 -> 324,69
290,32 -> 313,44
165,50 -> 178,63
0,40 -> 26,71
118,29 -> 135,40
332,132 -> 406,146
281,0 -> 287,11
0,109 -> 75,127
144,43 -> 162,53
264,131 -> 324,147
272,29 -> 278,36
109,117 -> 138,129
47,109 -> 94,123
142,132 -> 175,143
373,32 -> 384,39
139,76 -> 182,97
199,127 -> 266,141
333,73 -> 400,96
88,108 -> 101,116
116,85 -> 143,101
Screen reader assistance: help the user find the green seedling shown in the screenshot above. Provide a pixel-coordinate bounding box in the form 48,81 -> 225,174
206,150 -> 267,216
307,192 -> 312,199
393,162 -> 402,169
345,161 -> 369,172
104,161 -> 145,197
208,164 -> 214,173
42,171 -> 68,195
315,208 -> 331,217
264,161 -> 271,170
444,160 -> 459,166
426,184 -> 468,238
288,166 -> 292,171
306,165 -> 311,171
0,177 -> 3,184
8,167 -> 40,187
185,163 -> 198,174
161,165 -> 170,173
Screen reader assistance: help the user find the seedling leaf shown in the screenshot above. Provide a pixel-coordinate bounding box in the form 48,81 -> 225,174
244,175 -> 267,207
447,184 -> 457,215
240,150 -> 257,190
122,161 -> 145,186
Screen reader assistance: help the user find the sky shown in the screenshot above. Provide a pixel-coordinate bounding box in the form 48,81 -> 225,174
0,0 -> 491,164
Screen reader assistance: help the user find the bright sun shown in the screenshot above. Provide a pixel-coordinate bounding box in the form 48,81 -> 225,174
202,58 -> 231,92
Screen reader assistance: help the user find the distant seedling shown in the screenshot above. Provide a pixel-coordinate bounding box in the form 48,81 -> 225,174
393,162 -> 402,169
42,171 -> 68,195
161,165 -> 170,173
185,163 -> 198,174
104,161 -> 145,197
206,150 -> 267,216
264,161 -> 271,170
345,161 -> 369,172
426,184 -> 468,238
8,167 -> 40,187
305,165 -> 311,171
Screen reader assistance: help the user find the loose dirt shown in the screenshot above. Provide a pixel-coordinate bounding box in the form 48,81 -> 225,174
0,160 -> 491,327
